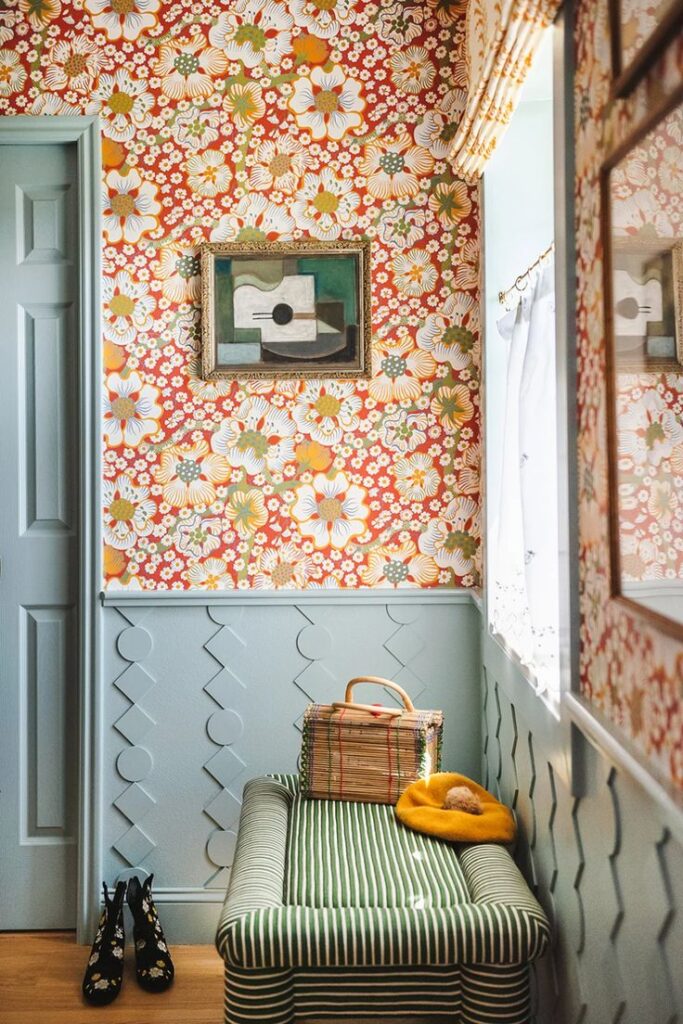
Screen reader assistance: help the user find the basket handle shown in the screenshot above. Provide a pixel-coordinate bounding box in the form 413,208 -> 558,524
331,676 -> 415,718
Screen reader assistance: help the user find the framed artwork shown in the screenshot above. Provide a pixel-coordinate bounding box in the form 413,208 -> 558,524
200,239 -> 371,379
613,239 -> 683,370
609,0 -> 683,97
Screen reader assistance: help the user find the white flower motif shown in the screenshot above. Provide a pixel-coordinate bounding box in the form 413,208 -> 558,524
291,472 -> 369,550
253,543 -> 313,589
102,473 -> 156,548
612,188 -> 675,238
376,2 -> 423,45
0,49 -> 26,96
211,397 -> 296,476
379,206 -> 427,249
185,150 -> 232,197
185,557 -> 234,590
103,271 -> 156,346
209,0 -> 293,67
291,168 -> 360,239
390,46 -> 435,94
84,0 -> 160,41
210,194 -> 294,242
394,452 -> 440,500
153,36 -> 227,101
418,497 -> 479,576
393,250 -> 438,296
293,381 -> 362,446
288,64 -> 364,141
290,0 -> 357,37
249,134 -> 310,194
31,93 -> 80,116
171,109 -> 220,150
174,514 -> 222,557
416,313 -> 476,369
102,167 -> 161,244
414,110 -> 454,160
380,411 -> 428,453
618,389 -> 683,466
103,371 -> 162,448
44,36 -> 102,93
360,540 -> 438,587
87,69 -> 154,142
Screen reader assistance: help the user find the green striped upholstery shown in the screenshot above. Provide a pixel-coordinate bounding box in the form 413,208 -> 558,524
217,776 -> 550,1024
286,795 -> 471,908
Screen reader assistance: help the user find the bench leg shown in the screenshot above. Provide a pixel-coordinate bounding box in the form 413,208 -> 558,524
460,964 -> 530,1024
224,966 -> 294,1024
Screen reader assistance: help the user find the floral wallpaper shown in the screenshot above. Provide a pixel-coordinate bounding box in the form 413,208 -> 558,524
610,109 -> 683,584
575,0 -> 683,789
616,373 -> 683,582
0,0 -> 480,592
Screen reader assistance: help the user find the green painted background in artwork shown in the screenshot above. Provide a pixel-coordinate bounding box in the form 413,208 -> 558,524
298,255 -> 358,323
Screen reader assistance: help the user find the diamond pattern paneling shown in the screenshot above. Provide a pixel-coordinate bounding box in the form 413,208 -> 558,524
111,610 -> 157,869
101,596 -> 480,941
482,633 -> 683,1024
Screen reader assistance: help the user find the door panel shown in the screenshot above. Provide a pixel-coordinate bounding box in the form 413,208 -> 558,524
0,143 -> 79,929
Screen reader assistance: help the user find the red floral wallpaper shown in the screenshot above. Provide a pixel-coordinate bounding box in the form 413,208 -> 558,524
575,0 -> 683,788
0,0 -> 480,592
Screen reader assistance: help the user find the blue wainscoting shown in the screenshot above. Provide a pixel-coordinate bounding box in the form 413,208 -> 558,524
99,589 -> 481,941
480,622 -> 683,1024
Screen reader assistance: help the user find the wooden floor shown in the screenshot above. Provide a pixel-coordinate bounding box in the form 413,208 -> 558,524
0,932 -> 224,1024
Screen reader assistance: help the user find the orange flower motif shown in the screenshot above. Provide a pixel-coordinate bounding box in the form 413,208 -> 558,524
295,441 -> 334,472
292,33 -> 330,65
104,340 -> 126,372
103,545 -> 127,578
102,138 -> 126,169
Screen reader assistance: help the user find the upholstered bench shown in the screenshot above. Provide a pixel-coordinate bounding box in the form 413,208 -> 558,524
216,777 -> 549,1024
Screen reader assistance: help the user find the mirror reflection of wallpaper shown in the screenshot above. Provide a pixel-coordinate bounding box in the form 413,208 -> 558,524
611,107 -> 682,242
619,0 -> 678,67
611,106 -> 683,594
616,372 -> 683,582
575,0 -> 683,790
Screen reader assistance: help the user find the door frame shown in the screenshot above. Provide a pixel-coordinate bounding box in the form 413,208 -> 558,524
0,116 -> 102,940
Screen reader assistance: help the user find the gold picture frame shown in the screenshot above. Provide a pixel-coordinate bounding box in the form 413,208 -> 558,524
200,239 -> 372,380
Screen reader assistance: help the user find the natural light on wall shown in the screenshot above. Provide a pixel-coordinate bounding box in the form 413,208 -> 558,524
484,28 -> 561,700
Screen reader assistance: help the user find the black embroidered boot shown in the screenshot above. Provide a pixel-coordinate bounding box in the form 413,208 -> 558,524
127,873 -> 174,992
82,881 -> 126,1005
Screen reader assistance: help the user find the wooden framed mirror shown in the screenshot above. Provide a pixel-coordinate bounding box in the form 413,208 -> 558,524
602,81 -> 683,640
609,0 -> 683,97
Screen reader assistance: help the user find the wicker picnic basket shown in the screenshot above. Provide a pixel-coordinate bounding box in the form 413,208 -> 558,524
300,676 -> 443,805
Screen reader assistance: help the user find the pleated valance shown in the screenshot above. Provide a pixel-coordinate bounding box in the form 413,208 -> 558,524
449,0 -> 562,181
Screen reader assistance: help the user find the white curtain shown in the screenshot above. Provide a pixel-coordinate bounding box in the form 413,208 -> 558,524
489,256 -> 560,694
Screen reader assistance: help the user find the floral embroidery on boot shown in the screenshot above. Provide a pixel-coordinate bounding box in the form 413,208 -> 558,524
82,881 -> 126,1005
127,873 -> 174,992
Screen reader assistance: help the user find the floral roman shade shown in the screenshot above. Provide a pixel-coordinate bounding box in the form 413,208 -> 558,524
449,0 -> 562,181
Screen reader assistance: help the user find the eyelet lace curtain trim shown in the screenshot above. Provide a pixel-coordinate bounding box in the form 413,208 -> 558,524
449,0 -> 561,183
489,255 -> 560,696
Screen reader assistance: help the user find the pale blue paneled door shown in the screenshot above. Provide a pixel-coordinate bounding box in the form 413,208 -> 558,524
0,143 -> 80,928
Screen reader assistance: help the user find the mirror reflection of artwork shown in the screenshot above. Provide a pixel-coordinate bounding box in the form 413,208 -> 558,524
604,95 -> 683,635
610,0 -> 683,95
613,243 -> 682,369
200,241 -> 371,379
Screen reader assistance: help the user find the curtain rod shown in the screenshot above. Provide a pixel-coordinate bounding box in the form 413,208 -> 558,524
498,242 -> 554,305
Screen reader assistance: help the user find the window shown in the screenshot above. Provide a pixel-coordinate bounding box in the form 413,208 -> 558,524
483,28 -> 563,699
